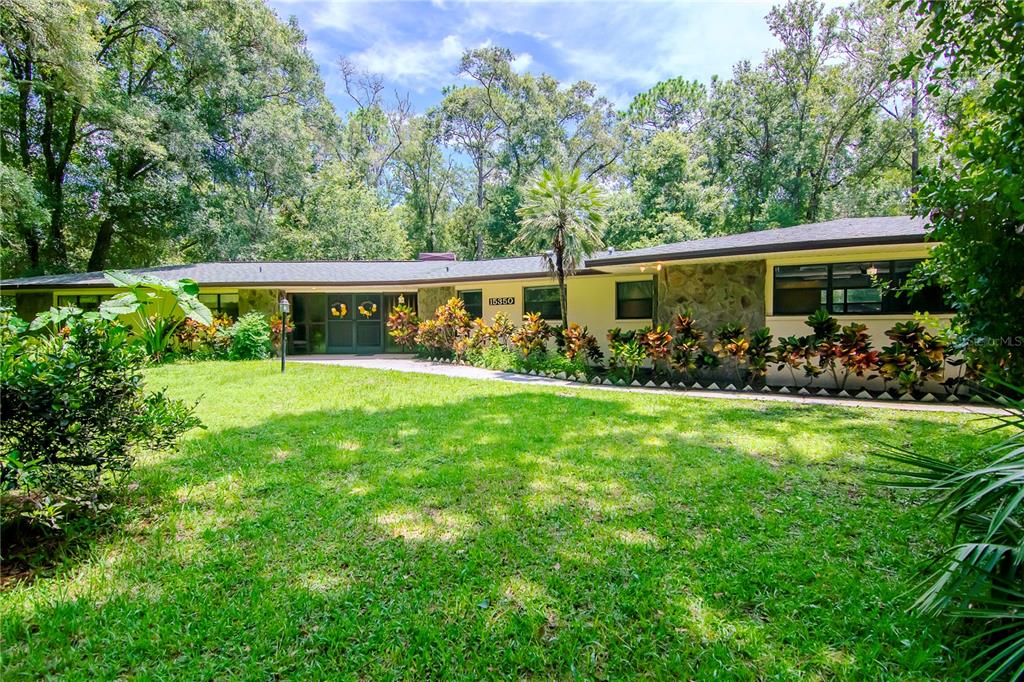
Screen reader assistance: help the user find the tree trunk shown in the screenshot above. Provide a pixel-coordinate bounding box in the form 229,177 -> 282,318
910,74 -> 921,192
47,182 -> 69,269
556,241 -> 568,331
475,157 -> 485,259
88,215 -> 117,271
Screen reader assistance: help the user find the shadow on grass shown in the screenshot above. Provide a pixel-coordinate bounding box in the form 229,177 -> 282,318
1,389 -> 972,679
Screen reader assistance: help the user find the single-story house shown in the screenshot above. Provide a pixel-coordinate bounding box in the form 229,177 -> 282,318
2,215 -> 948,386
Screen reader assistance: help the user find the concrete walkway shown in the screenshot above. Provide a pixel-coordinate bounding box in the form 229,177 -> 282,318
292,354 -> 1001,415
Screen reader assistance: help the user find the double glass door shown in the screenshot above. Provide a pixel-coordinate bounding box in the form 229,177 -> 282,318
326,293 -> 382,354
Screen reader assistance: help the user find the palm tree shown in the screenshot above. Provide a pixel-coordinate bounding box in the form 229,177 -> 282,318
515,167 -> 604,330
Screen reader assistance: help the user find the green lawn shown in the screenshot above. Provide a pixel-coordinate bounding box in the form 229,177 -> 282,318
1,361 -> 992,679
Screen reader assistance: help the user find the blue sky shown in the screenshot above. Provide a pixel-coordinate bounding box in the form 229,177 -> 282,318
266,0 -> 793,115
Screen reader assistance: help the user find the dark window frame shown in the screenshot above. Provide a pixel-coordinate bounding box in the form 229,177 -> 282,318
56,294 -> 110,311
772,259 -> 949,316
615,280 -> 654,320
198,292 -> 240,320
522,285 -> 562,321
457,289 -> 484,319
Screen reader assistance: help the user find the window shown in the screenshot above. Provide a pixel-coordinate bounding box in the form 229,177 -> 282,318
198,293 -> 239,320
458,290 -> 483,319
773,259 -> 948,315
523,286 -> 562,321
56,294 -> 108,311
616,280 -> 654,320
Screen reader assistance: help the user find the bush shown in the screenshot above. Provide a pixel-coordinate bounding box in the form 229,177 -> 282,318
386,304 -> 419,349
562,323 -> 603,366
228,313 -> 272,360
0,307 -> 201,531
175,313 -> 233,359
511,313 -> 553,357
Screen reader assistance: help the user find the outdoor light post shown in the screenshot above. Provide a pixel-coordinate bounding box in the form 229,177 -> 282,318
279,295 -> 290,373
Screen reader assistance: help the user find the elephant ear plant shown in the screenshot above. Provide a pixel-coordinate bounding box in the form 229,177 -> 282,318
100,270 -> 213,361
873,384 -> 1024,681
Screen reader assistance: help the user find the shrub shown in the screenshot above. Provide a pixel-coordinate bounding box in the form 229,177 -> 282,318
386,304 -> 419,349
562,323 -> 603,366
637,325 -> 673,373
490,311 -> 515,349
834,322 -> 879,390
713,322 -> 749,385
228,313 -> 272,360
175,313 -> 233,359
270,313 -> 295,356
0,307 -> 201,532
806,310 -> 841,385
415,298 -> 471,356
746,327 -> 774,385
607,328 -> 646,381
511,313 -> 553,357
466,344 -> 518,371
874,385 -> 1024,680
774,335 -> 815,387
879,320 -> 946,394
669,311 -> 707,378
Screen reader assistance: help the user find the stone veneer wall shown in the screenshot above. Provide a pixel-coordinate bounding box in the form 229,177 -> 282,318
417,286 -> 456,319
655,260 -> 766,333
239,288 -> 281,317
15,292 -> 52,322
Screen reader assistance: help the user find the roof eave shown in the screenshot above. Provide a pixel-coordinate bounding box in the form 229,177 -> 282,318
585,234 -> 928,267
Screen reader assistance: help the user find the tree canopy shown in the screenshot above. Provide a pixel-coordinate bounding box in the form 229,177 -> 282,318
0,0 -> 998,275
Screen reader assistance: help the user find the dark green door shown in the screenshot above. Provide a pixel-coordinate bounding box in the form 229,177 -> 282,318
353,294 -> 383,354
327,294 -> 354,352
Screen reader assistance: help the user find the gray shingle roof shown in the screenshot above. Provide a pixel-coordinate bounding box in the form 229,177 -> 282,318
588,216 -> 928,266
0,256 -> 557,290
0,216 -> 928,290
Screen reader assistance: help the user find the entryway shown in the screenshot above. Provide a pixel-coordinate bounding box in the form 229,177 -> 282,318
287,292 -> 417,355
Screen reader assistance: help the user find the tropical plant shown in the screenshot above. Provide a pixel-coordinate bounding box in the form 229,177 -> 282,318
637,325 -> 674,373
175,313 -> 233,359
489,311 -> 515,349
746,327 -> 775,385
0,307 -> 201,532
608,336 -> 646,383
515,167 -> 604,329
873,385 -> 1024,681
415,319 -> 448,355
806,309 -> 842,386
269,314 -> 295,356
879,320 -> 946,395
227,313 -> 272,360
562,323 -> 603,366
713,322 -> 749,385
386,304 -> 420,349
98,270 -> 212,361
511,313 -> 553,358
834,322 -> 879,390
774,335 -> 814,387
669,310 -> 707,379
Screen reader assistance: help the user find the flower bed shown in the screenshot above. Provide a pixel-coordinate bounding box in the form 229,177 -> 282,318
389,298 -> 991,404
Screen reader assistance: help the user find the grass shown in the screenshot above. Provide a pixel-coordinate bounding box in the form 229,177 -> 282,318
0,360 -> 996,679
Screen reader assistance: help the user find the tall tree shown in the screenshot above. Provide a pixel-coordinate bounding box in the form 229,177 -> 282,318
515,167 -> 603,330
901,0 -> 1024,385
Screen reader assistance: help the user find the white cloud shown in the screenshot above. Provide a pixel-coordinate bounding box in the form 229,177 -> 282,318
511,51 -> 534,74
347,34 -> 471,90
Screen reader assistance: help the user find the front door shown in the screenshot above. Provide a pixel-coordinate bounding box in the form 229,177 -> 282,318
326,294 -> 354,353
353,294 -> 383,354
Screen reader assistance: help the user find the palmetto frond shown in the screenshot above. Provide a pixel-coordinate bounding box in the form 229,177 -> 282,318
874,388 -> 1024,680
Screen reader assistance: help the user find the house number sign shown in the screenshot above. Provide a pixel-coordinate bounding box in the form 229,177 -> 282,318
488,296 -> 515,306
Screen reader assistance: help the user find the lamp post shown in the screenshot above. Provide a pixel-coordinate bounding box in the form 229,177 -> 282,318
279,295 -> 290,373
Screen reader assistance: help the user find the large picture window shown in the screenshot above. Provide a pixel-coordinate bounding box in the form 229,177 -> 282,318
198,293 -> 239,319
773,259 -> 948,315
523,286 -> 562,321
458,290 -> 483,319
616,280 -> 653,320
